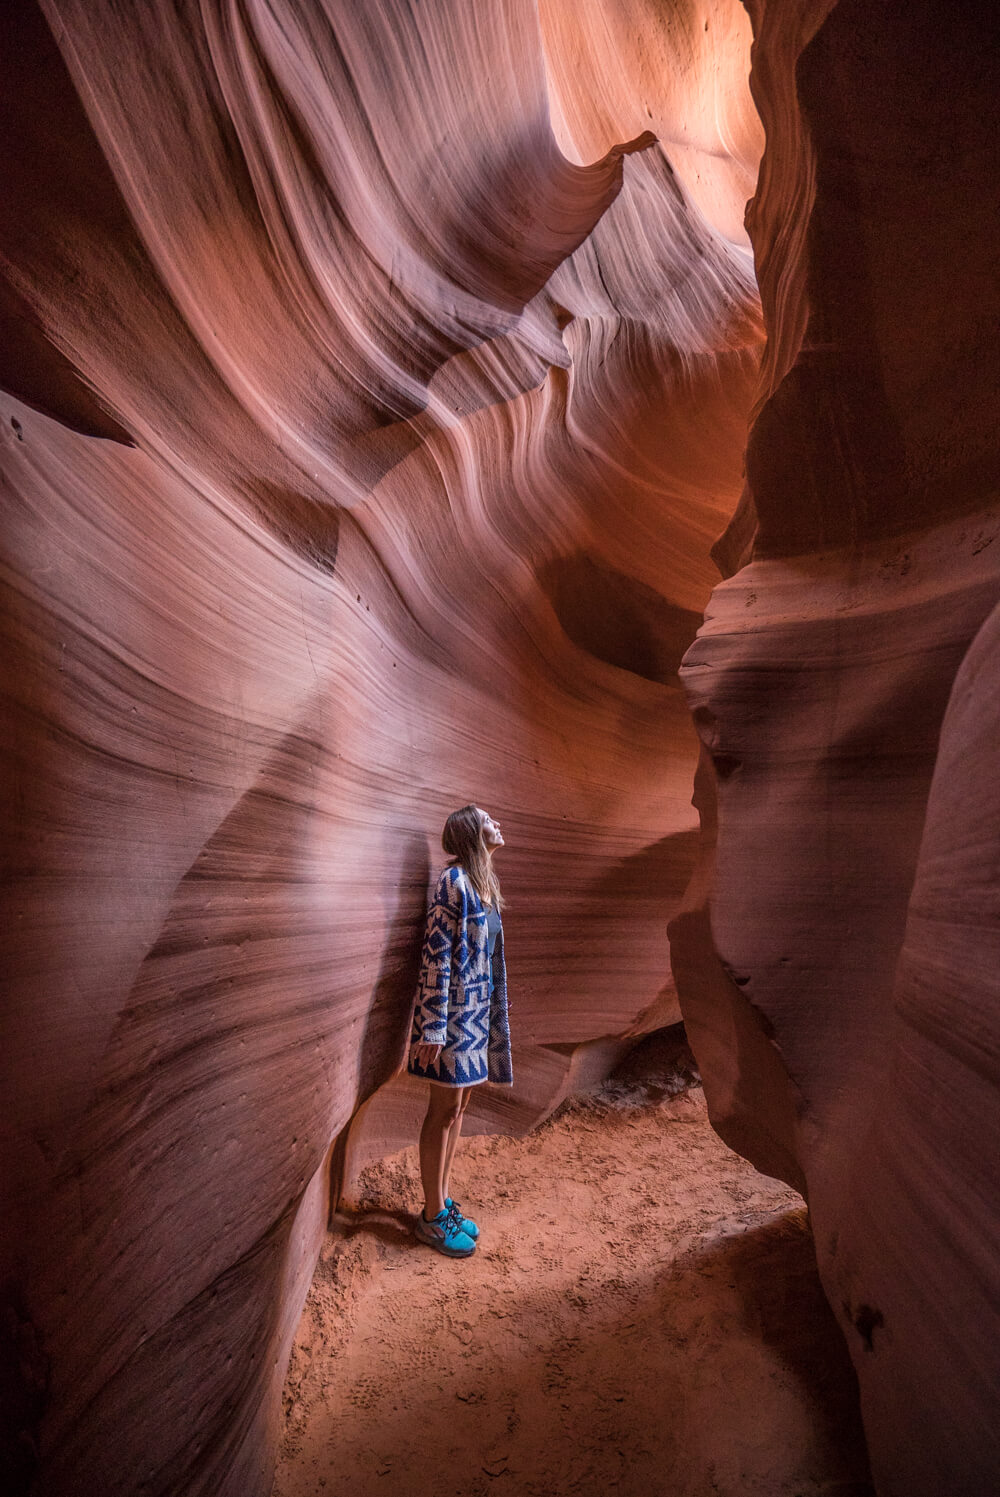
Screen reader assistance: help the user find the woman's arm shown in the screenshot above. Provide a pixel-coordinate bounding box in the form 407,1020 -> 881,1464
410,871 -> 461,1053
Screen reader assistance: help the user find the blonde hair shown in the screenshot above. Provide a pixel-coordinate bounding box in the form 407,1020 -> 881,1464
442,804 -> 504,910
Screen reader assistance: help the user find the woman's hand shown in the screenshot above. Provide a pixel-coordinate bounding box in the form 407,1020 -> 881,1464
411,1040 -> 443,1069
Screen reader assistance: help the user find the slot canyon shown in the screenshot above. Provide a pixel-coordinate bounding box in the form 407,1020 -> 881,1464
2,1 -> 998,1494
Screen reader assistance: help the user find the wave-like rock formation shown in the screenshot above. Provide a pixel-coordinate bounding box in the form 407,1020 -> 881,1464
1,2 -> 763,1492
5,0 -> 997,1492
671,3 -> 1000,1495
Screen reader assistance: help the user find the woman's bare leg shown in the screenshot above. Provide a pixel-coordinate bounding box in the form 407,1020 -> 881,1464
418,1084 -> 463,1220
442,1087 -> 473,1203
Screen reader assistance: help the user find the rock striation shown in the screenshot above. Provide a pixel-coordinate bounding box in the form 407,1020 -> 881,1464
1,2 -> 762,1492
6,0 -> 996,1491
672,3 -> 1000,1495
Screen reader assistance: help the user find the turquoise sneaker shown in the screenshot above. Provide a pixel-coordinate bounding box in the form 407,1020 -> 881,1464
445,1198 -> 480,1240
414,1207 -> 476,1257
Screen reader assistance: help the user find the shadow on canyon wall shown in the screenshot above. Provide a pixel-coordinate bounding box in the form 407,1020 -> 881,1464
539,553 -> 703,686
0,0 -> 135,441
355,832 -> 433,1103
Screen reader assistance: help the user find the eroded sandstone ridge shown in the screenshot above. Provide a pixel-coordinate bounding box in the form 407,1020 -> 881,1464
1,3 -> 762,1492
671,3 -> 1000,1495
5,1 -> 997,1493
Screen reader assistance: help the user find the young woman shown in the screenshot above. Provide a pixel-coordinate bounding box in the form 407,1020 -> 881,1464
408,805 -> 512,1256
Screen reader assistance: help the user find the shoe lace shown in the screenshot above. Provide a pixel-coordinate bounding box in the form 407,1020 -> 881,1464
444,1200 -> 465,1232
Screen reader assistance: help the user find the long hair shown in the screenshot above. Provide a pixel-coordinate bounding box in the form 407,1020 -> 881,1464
442,804 -> 504,910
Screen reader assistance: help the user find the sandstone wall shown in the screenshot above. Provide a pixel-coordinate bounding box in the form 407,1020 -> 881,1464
6,2 -> 996,1492
672,3 -> 1000,1493
1,3 -> 762,1491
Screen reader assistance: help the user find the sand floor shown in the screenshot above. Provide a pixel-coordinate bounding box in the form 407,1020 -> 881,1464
273,1039 -> 873,1497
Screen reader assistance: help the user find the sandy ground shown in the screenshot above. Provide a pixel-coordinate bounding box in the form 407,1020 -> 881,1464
273,1036 -> 873,1497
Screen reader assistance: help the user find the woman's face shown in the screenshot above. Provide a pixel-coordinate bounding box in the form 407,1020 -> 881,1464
478,808 -> 504,850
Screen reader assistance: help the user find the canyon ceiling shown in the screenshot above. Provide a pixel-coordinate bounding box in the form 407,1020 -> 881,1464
2,2 -> 998,1495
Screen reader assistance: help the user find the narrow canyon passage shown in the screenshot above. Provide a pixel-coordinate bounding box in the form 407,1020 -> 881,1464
5,4 -> 999,1493
274,1036 -> 872,1497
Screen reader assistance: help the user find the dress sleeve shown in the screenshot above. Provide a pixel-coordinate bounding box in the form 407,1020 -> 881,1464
411,870 -> 460,1045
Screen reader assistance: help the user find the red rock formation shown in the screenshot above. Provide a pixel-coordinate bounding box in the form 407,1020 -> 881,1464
1,3 -> 762,1492
672,3 -> 1000,1494
9,0 -> 994,1489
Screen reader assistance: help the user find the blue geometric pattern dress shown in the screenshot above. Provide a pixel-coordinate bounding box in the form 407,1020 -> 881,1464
407,865 -> 513,1088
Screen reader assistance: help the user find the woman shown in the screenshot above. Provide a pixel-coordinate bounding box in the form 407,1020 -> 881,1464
408,804 -> 512,1257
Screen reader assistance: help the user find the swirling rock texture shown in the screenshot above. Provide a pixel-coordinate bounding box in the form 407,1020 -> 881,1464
671,2 -> 1000,1495
1,2 -> 763,1493
5,0 -> 996,1493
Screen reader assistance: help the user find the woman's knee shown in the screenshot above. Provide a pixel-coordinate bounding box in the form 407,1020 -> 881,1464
427,1087 -> 463,1127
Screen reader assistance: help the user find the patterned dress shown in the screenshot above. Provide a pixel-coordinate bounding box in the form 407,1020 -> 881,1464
407,864 -> 513,1087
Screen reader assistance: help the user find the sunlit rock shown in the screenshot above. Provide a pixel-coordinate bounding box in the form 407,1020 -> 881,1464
1,2 -> 761,1491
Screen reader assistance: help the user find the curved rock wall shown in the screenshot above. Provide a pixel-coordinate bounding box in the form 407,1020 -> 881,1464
1,2 -> 762,1492
672,3 -> 1000,1494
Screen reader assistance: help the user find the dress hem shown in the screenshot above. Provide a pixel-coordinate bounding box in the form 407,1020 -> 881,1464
407,1067 -> 489,1088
